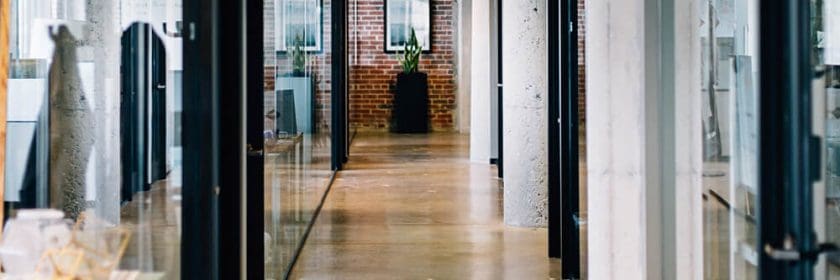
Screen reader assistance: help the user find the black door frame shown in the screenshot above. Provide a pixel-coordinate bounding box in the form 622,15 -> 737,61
548,0 -> 581,279
182,0 -> 348,277
245,0 -> 266,278
333,0 -> 349,170
496,0 -> 504,177
758,0 -> 818,279
181,0 -> 261,277
181,0 -> 222,277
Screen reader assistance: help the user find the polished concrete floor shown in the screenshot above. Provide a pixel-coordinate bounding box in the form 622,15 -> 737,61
289,133 -> 562,279
120,177 -> 181,278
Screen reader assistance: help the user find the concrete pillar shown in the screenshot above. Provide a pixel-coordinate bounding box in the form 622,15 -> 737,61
586,0 -> 651,276
86,0 -> 121,223
586,0 -> 703,278
48,25 -> 95,220
456,0 -> 471,133
501,0 -> 547,227
468,0 -> 491,162
674,0 -> 704,278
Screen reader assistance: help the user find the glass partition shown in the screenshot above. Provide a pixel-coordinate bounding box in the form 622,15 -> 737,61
812,0 -> 840,278
2,0 -> 183,278
263,0 -> 334,277
700,0 -> 760,278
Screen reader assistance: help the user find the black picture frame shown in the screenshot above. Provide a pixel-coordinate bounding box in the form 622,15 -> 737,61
384,0 -> 432,53
276,0 -> 324,53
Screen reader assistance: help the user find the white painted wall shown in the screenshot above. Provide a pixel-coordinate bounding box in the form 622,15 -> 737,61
468,0 -> 492,163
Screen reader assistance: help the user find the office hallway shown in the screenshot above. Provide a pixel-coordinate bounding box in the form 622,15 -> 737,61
289,133 -> 562,279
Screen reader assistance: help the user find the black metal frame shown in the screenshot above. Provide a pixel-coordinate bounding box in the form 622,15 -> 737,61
333,0 -> 349,170
496,0 -> 504,178
548,0 -> 560,260
182,0 -> 264,277
246,0 -> 267,278
758,0 -> 816,279
181,0 -> 220,277
548,0 -> 581,279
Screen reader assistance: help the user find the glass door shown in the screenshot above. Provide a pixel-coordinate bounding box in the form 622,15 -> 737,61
700,0 -> 836,277
812,0 -> 840,278
260,0 -> 338,278
700,0 -> 761,278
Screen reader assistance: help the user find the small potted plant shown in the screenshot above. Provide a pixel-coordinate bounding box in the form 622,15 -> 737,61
277,33 -> 316,136
393,28 -> 430,133
290,34 -> 307,77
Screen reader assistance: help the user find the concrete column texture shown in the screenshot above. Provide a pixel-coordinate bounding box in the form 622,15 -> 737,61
501,0 -> 547,227
674,0 -> 704,278
586,0 -> 647,277
456,0 -> 471,133
468,0 -> 491,163
86,0 -> 121,224
586,0 -> 704,278
48,26 -> 94,220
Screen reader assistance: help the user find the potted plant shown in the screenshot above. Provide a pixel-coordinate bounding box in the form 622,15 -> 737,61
290,34 -> 307,77
276,33 -> 317,163
277,33 -> 316,135
393,28 -> 430,133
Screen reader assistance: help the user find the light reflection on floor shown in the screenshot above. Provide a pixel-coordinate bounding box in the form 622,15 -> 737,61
289,133 -> 562,279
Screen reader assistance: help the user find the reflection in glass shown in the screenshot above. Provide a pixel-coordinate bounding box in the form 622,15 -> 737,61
265,0 -> 333,278
700,0 -> 760,278
277,0 -> 323,52
814,0 -> 840,278
2,0 -> 183,277
385,0 -> 430,51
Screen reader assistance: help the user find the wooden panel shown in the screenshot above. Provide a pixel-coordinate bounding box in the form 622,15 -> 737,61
0,0 -> 9,229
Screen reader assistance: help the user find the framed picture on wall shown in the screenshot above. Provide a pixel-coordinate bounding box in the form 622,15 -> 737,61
385,0 -> 432,52
275,0 -> 323,53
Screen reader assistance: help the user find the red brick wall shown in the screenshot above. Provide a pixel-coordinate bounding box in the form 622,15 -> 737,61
349,0 -> 457,131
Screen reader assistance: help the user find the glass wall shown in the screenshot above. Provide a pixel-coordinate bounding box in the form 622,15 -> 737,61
700,0 -> 760,278
2,0 -> 183,278
813,0 -> 840,278
263,0 -> 334,277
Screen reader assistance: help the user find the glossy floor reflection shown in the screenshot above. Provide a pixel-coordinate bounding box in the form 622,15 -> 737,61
120,177 -> 181,278
289,133 -> 561,279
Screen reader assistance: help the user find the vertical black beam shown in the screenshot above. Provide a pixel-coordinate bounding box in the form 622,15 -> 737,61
549,0 -> 584,277
182,0 -> 219,278
758,0 -> 814,279
548,0 -> 562,259
183,0 -> 251,277
333,0 -> 348,170
555,0 -> 582,278
496,0 -> 504,178
217,0 -> 245,278
246,0 -> 265,278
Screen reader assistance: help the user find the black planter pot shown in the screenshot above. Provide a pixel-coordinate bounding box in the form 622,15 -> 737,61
393,72 -> 430,133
